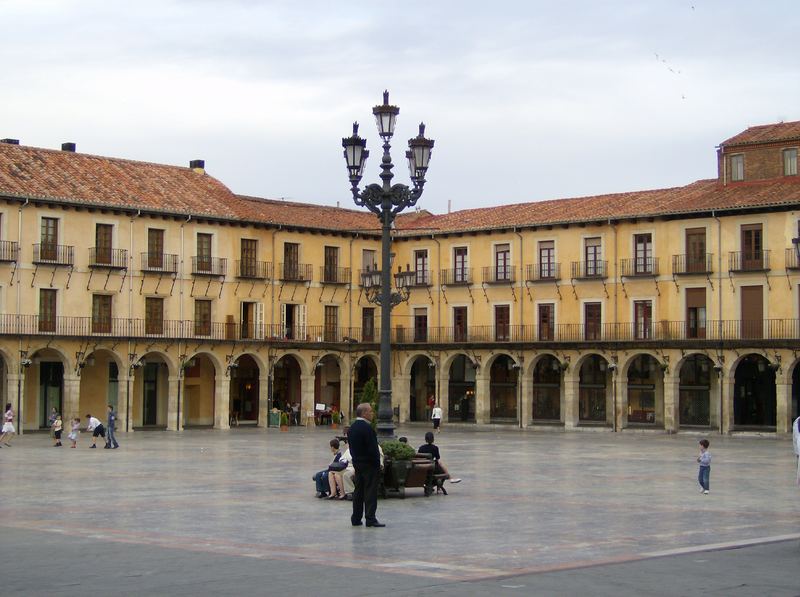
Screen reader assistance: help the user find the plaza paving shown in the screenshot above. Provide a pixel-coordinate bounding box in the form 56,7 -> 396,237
1,425 -> 798,596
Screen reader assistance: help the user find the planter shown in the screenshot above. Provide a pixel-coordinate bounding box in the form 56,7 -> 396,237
331,423 -> 339,430
280,425 -> 289,432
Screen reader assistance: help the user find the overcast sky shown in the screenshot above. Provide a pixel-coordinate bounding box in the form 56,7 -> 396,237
3,1 -> 798,215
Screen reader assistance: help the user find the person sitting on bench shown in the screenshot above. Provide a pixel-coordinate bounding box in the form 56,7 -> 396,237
417,432 -> 461,484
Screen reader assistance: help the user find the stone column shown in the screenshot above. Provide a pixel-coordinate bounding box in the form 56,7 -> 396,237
474,373 -> 489,424
7,373 -> 21,434
720,373 -> 734,434
776,381 -> 791,435
300,374 -> 316,426
117,375 -> 130,434
214,378 -> 230,430
258,375 -> 270,429
613,372 -> 625,431
663,375 -> 679,433
519,370 -> 532,428
167,376 -> 182,431
563,369 -> 579,430
393,374 -> 410,423
63,374 -> 81,423
340,367 -> 353,423
439,370 -> 450,423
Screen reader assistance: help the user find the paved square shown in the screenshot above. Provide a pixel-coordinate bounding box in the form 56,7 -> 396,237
1,427 -> 798,595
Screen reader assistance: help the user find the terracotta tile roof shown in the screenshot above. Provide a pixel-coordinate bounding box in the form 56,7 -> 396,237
719,120 -> 800,147
234,195 -> 382,232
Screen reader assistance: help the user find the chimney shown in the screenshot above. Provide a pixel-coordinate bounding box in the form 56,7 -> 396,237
448,199 -> 451,214
0,138 -> 20,145
189,159 -> 205,174
61,142 -> 76,152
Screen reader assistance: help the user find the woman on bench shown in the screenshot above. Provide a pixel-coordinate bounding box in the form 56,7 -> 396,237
417,432 -> 461,484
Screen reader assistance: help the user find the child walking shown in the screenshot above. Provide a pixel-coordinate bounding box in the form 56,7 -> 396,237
697,438 -> 711,494
68,418 -> 81,448
52,414 -> 63,447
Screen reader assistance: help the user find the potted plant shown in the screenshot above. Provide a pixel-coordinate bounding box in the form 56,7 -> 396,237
279,411 -> 289,431
331,410 -> 341,429
381,440 -> 416,490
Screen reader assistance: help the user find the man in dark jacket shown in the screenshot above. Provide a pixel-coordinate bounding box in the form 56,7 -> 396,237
347,402 -> 384,527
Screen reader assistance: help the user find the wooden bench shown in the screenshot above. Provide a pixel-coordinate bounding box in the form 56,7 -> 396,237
381,452 -> 447,498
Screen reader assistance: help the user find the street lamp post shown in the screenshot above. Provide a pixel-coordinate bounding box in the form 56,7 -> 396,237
342,91 -> 434,440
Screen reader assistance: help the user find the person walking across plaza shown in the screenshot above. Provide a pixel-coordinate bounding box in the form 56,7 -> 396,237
52,414 -> 63,447
0,403 -> 15,447
431,403 -> 443,432
697,438 -> 711,494
347,402 -> 384,528
68,418 -> 80,448
105,404 -> 119,449
85,414 -> 105,448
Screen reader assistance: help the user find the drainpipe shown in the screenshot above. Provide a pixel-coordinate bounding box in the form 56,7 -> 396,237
713,210 -> 723,434
349,234 -> 357,332
271,226 -> 280,330
432,234 -> 441,328
514,227 -> 523,335
610,219 -> 617,330
177,215 -> 191,431
16,198 -> 29,434
126,210 -> 140,433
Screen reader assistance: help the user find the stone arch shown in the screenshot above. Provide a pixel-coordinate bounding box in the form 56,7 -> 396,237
531,353 -> 563,422
732,353 -> 777,429
273,353 -> 303,416
231,350 -> 268,373
788,357 -> 800,425
622,353 -> 665,427
229,352 -> 263,425
577,353 -> 611,425
184,350 -> 224,376
132,351 -> 174,428
446,353 -> 477,423
401,352 -> 436,377
407,354 -> 436,422
182,352 -> 219,427
488,353 -> 519,423
676,352 -> 716,429
78,347 -> 125,420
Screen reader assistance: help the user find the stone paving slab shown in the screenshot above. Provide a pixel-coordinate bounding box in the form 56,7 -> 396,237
0,426 -> 798,594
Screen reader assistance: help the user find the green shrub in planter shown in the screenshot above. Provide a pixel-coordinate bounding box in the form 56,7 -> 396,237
279,412 -> 289,427
381,440 -> 416,461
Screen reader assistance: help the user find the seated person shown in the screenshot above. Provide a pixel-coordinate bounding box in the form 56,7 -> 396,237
312,438 -> 342,498
418,431 -> 461,484
340,443 -> 385,500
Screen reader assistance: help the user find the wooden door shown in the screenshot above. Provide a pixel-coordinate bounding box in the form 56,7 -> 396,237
741,285 -> 763,339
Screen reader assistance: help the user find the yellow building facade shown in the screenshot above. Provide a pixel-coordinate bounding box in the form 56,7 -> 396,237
1,121 -> 799,436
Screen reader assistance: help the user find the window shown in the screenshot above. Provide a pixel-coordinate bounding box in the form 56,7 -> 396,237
539,241 -> 555,279
584,302 -> 601,340
495,304 -> 510,341
196,233 -> 212,272
495,243 -> 511,281
414,250 -> 429,285
686,288 -> 706,339
361,307 -> 375,342
194,299 -> 211,336
95,224 -> 113,265
284,242 -> 299,279
634,300 -> 652,339
585,237 -> 602,276
454,247 -> 468,283
41,217 -> 58,261
453,306 -> 468,342
240,239 -> 258,277
784,148 -> 797,176
634,233 -> 653,274
414,308 -> 428,342
538,303 -> 554,341
362,249 -> 376,273
741,224 -> 763,270
324,246 -> 339,283
145,297 -> 164,335
39,288 -> 57,332
324,305 -> 338,341
92,294 -> 112,334
730,154 -> 744,181
148,229 -> 165,269
685,228 -> 706,273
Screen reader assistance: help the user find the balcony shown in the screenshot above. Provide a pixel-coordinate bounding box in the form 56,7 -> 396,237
729,250 -> 770,272
279,262 -> 312,282
33,243 -> 74,266
439,267 -> 472,286
526,263 -> 561,282
620,257 -> 659,277
785,247 -> 800,270
409,269 -> 432,287
571,260 -> 607,279
141,252 -> 179,274
89,247 -> 128,269
320,266 -> 351,285
236,260 -> 272,280
191,256 -> 227,277
482,265 -> 516,284
0,240 -> 19,262
672,254 -> 713,275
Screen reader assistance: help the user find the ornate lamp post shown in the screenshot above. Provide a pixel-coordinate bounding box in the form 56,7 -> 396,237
342,91 -> 434,439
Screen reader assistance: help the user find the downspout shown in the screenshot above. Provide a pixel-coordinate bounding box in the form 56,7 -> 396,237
713,210 -> 723,435
16,198 -> 29,434
349,234 -> 357,333
514,228 -> 524,428
177,214 -> 191,431
272,226 -> 280,331
126,209 -> 140,433
610,219 -> 618,432
432,234 -> 441,329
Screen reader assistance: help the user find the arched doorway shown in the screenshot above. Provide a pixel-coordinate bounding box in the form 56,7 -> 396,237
409,356 -> 435,422
25,349 -> 66,429
448,354 -> 475,422
78,349 -> 121,420
133,353 -> 169,428
579,355 -> 609,424
626,354 -> 662,426
230,354 -> 260,425
273,354 -> 302,423
679,354 -> 713,428
183,353 -> 217,427
353,356 -> 377,417
314,355 -> 341,425
532,355 -> 561,422
490,354 -> 518,423
733,354 -> 776,429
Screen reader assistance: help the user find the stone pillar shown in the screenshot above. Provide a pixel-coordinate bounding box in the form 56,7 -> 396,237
474,373 -> 489,424
439,371 -> 450,423
117,375 -> 130,434
720,373 -> 734,434
167,376 -> 182,431
519,370 -> 532,428
63,374 -> 81,423
341,367 -> 353,423
394,375 -> 410,423
613,372 -> 625,431
663,375 -> 679,433
258,376 -> 270,429
563,369 -> 579,430
300,374 -> 315,426
7,373 -> 21,434
214,378 -> 230,430
776,381 -> 791,435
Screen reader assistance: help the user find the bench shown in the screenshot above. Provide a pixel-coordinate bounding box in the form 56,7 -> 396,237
381,452 -> 447,498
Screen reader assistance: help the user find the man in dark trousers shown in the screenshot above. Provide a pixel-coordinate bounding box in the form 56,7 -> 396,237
347,402 -> 384,527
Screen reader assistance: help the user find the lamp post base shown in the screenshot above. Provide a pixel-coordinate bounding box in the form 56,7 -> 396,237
376,389 -> 396,441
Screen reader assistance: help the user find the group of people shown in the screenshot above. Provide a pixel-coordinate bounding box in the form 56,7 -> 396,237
312,402 -> 461,528
49,405 -> 120,449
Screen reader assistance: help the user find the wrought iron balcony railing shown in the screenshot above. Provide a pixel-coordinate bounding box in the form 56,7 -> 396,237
192,256 -> 227,276
526,263 -> 561,282
236,260 -> 272,280
439,267 -> 472,286
89,247 -> 128,269
33,243 -> 74,266
672,254 -> 713,275
279,262 -> 312,282
141,252 -> 179,274
729,250 -> 770,272
0,240 -> 19,262
620,257 -> 659,277
785,247 -> 800,270
482,265 -> 516,284
320,266 -> 351,285
571,260 -> 607,279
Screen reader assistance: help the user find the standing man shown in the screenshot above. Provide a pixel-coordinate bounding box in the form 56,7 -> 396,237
105,404 -> 119,449
347,402 -> 384,528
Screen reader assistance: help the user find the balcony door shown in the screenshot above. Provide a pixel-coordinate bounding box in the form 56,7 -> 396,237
41,217 -> 58,261
454,247 -> 468,283
584,302 -> 601,340
741,224 -> 763,270
686,228 -> 706,272
95,224 -> 113,265
92,294 -> 112,334
197,233 -> 212,272
741,285 -> 763,339
453,306 -> 468,341
148,229 -> 165,268
241,239 -> 257,277
686,288 -> 706,339
538,303 -> 554,341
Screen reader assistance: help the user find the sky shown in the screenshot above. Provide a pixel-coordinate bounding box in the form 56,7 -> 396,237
3,1 -> 799,216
